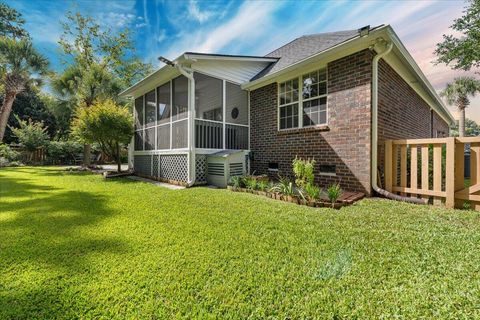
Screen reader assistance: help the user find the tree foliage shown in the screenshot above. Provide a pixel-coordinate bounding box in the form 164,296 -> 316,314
450,118 -> 480,137
435,0 -> 480,71
2,87 -> 57,143
9,115 -> 48,152
72,99 -> 133,171
0,2 -> 28,39
442,76 -> 480,108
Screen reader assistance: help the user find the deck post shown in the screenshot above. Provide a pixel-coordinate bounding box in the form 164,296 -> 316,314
445,137 -> 455,209
454,139 -> 465,209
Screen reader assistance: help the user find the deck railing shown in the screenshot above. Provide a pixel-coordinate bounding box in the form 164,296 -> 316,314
384,137 -> 480,209
195,119 -> 249,150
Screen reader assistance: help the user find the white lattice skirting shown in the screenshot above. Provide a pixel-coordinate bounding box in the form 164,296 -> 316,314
134,154 -> 207,185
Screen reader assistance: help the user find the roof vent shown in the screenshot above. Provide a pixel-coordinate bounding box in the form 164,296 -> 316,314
358,25 -> 370,37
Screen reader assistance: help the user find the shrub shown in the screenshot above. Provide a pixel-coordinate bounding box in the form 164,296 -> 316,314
304,183 -> 322,202
244,176 -> 258,190
270,176 -> 294,196
0,143 -> 20,161
327,183 -> 343,208
292,156 -> 316,188
229,176 -> 243,188
9,116 -> 49,152
46,140 -> 83,164
257,180 -> 270,192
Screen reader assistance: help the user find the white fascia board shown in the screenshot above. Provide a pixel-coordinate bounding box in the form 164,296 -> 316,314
183,53 -> 278,63
119,65 -> 181,98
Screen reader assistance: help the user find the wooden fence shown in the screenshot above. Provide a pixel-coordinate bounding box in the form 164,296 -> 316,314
384,137 -> 480,209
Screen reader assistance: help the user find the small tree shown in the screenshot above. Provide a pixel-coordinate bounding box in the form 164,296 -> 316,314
441,77 -> 480,137
71,99 -> 133,172
9,115 -> 48,162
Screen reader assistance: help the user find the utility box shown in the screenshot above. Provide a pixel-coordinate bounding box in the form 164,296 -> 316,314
206,150 -> 247,187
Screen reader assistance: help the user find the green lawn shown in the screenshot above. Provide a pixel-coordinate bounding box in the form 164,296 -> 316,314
1,167 -> 480,319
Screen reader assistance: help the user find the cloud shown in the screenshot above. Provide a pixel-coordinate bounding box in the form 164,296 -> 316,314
157,29 -> 167,43
188,0 -> 214,23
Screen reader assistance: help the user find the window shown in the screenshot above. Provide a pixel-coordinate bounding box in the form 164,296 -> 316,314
278,68 -> 327,130
134,96 -> 144,130
145,90 -> 156,127
302,68 -> 327,127
172,75 -> 188,121
157,82 -> 170,125
195,73 -> 223,121
319,164 -> 336,176
144,127 -> 155,150
278,78 -> 299,129
268,162 -> 279,171
226,82 -> 248,125
134,130 -> 143,151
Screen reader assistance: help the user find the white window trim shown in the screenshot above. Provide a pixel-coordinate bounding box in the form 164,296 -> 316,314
277,67 -> 328,131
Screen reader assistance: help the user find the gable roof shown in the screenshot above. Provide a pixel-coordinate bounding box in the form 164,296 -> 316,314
252,29 -> 361,81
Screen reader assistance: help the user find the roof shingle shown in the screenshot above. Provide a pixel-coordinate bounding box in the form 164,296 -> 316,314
251,29 -> 360,81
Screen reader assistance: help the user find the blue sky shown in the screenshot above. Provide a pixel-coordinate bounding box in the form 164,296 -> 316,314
7,0 -> 478,120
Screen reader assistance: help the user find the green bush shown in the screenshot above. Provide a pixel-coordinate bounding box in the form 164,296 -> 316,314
244,176 -> 258,190
0,143 -> 20,161
45,140 -> 83,164
304,183 -> 322,202
327,183 -> 343,208
229,176 -> 244,188
257,180 -> 270,192
270,176 -> 294,196
292,156 -> 316,188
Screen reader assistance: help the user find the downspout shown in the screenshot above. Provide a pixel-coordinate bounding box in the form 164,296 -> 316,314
175,63 -> 196,187
371,39 -> 426,204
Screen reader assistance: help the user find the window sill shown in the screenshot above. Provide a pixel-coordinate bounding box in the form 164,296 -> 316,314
277,125 -> 330,135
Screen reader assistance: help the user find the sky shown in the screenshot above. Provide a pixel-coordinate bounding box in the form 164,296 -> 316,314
7,0 -> 478,122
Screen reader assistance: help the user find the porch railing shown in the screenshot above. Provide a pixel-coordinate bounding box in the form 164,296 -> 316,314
195,120 -> 249,150
384,137 -> 480,210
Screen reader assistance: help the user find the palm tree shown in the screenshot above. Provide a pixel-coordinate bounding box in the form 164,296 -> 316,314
0,37 -> 49,141
51,62 -> 122,166
441,77 -> 480,137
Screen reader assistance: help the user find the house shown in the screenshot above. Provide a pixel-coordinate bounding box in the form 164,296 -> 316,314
119,24 -> 454,195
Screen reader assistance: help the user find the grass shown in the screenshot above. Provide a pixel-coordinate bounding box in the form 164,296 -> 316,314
1,167 -> 480,319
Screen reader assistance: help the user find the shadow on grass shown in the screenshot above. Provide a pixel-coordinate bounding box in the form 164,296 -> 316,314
0,175 -> 126,318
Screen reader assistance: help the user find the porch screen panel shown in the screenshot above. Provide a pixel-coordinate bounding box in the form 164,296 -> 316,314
157,124 -> 170,150
194,73 -> 223,122
145,90 -> 156,127
157,82 -> 170,125
145,127 -> 155,150
172,119 -> 187,149
172,75 -> 188,121
134,96 -> 144,129
226,82 -> 248,125
134,130 -> 143,151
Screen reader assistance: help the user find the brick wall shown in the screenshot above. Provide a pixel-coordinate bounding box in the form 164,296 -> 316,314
250,50 -> 373,194
377,59 -> 450,172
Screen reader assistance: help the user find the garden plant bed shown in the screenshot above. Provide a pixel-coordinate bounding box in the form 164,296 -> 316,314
227,186 -> 364,208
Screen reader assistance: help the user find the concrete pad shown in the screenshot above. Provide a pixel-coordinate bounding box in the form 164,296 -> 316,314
126,175 -> 185,190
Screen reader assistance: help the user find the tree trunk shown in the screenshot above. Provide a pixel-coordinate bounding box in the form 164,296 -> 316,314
458,107 -> 466,137
116,142 -> 121,172
83,144 -> 91,167
0,91 -> 17,142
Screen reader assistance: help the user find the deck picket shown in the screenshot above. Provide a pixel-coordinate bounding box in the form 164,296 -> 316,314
384,137 -> 480,211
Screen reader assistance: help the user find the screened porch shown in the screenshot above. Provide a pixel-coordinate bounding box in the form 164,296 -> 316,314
133,72 -> 249,152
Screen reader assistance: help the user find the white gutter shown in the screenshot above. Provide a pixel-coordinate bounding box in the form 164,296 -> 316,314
175,62 -> 196,187
371,39 -> 426,204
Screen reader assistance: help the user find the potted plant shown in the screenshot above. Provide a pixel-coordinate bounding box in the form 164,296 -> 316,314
327,183 -> 343,208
